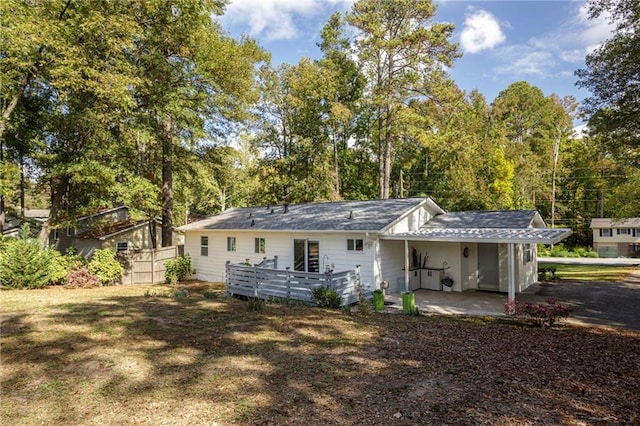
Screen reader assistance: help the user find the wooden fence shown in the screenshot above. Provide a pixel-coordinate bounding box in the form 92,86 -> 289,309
226,260 -> 369,306
117,245 -> 182,284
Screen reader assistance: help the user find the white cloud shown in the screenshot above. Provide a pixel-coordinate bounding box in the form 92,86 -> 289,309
495,48 -> 555,77
460,10 -> 506,54
528,3 -> 615,65
220,0 -> 352,41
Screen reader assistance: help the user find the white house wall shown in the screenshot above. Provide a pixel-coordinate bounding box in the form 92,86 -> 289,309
384,204 -> 438,235
186,230 -> 376,289
460,243 -> 478,291
378,240 -> 406,293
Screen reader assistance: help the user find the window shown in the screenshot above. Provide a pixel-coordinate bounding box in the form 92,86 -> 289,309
255,237 -> 265,254
294,239 -> 319,272
600,229 -> 612,237
347,238 -> 364,252
66,227 -> 74,237
200,236 -> 209,256
53,229 -> 59,241
523,244 -> 532,263
619,228 -> 629,235
116,241 -> 129,252
227,236 -> 236,252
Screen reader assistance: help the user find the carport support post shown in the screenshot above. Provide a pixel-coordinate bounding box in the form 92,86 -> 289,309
508,243 -> 516,302
404,239 -> 410,293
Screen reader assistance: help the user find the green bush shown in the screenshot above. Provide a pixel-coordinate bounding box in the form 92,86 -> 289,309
165,254 -> 195,285
312,286 -> 341,308
0,225 -> 59,289
88,248 -> 124,286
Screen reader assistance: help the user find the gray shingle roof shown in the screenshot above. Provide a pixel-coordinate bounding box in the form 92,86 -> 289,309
179,198 -> 431,232
422,210 -> 541,229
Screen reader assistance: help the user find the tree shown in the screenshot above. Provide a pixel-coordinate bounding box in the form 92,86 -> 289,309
347,0 -> 459,199
576,0 -> 640,162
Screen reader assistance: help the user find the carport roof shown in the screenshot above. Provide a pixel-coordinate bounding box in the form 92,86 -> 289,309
382,227 -> 572,244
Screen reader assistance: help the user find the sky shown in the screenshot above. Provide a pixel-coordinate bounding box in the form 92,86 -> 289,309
217,0 -> 616,108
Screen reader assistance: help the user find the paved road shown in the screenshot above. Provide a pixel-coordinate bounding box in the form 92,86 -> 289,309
522,269 -> 640,332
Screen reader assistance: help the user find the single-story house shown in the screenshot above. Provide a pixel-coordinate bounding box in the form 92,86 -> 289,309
179,198 -> 571,300
591,218 -> 640,258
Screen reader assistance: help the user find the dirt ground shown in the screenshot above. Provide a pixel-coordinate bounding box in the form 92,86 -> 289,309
1,282 -> 639,425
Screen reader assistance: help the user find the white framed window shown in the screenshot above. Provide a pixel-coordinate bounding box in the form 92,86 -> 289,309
227,236 -> 236,252
116,241 -> 129,252
523,244 -> 532,263
200,236 -> 209,256
619,228 -> 629,235
53,229 -> 59,241
255,237 -> 265,254
601,229 -> 612,237
347,238 -> 364,252
66,227 -> 74,237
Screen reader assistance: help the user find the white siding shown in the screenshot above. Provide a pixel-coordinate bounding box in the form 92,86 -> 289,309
460,243 -> 478,290
185,230 -> 376,288
384,204 -> 439,235
378,240 -> 406,293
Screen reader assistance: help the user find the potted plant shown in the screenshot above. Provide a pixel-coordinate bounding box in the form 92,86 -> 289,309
373,289 -> 385,311
402,291 -> 415,314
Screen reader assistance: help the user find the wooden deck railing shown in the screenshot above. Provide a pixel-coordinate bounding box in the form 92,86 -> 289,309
225,260 -> 368,306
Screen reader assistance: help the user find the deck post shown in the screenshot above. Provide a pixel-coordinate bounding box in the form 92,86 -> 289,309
404,240 -> 410,293
225,261 -> 231,295
253,264 -> 258,298
274,256 -> 278,269
285,267 -> 291,299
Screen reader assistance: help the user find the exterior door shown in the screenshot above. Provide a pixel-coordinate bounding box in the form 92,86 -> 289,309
294,239 -> 320,272
478,243 -> 499,290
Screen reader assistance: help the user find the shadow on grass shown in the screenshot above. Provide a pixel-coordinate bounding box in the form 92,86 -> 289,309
2,282 -> 640,425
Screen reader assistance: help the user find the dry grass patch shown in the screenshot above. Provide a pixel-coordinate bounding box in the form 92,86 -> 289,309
2,281 -> 639,425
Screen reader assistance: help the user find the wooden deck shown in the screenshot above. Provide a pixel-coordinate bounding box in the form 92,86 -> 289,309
226,260 -> 368,306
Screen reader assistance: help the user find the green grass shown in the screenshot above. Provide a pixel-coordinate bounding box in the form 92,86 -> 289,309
540,263 -> 637,281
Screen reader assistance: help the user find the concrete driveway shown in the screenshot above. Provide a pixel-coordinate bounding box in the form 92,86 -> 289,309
385,267 -> 640,332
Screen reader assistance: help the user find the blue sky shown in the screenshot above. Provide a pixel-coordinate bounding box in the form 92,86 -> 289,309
217,0 -> 615,106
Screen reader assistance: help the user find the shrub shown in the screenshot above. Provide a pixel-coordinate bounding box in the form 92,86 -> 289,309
312,286 -> 341,308
88,248 -> 124,286
165,254 -> 195,285
247,297 -> 265,311
0,225 -> 58,289
65,266 -> 99,289
505,297 -> 573,328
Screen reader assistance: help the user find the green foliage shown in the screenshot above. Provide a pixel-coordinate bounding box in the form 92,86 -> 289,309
88,249 -> 123,286
0,225 -> 59,289
247,297 -> 265,311
538,244 -> 598,258
312,286 -> 341,309
165,254 -> 195,285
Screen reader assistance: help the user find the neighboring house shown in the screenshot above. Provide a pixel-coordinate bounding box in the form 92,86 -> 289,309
51,206 -> 164,258
2,209 -> 50,237
590,218 -> 640,258
179,198 -> 571,299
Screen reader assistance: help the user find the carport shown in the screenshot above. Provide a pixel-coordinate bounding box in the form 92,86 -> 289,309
383,226 -> 572,302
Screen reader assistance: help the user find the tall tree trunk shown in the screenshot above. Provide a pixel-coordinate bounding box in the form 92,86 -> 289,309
38,175 -> 68,248
377,108 -> 384,199
332,126 -> 340,198
161,114 -> 173,247
382,105 -> 392,199
0,139 -> 4,235
20,157 -> 25,218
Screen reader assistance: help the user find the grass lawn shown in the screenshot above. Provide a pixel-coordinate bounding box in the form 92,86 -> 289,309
2,281 -> 639,425
538,263 -> 638,282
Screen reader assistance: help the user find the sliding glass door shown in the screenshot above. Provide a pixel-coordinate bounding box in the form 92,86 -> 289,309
293,239 -> 319,273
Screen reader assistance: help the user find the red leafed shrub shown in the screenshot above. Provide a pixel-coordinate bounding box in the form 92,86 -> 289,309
65,266 -> 99,289
505,297 -> 573,328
